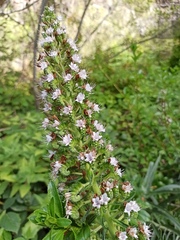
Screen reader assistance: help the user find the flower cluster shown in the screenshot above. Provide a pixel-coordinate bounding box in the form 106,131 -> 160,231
37,6 -> 151,239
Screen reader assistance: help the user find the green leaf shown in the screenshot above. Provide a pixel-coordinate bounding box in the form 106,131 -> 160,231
22,221 -> 42,239
48,181 -> 64,217
0,228 -> 12,240
0,212 -> 21,234
76,225 -> 90,240
152,184 -> 180,194
0,181 -> 9,195
142,155 -> 161,194
19,183 -> 31,198
56,217 -> 72,228
42,229 -> 65,240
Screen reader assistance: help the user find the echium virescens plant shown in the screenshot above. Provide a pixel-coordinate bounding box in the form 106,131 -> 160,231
30,6 -> 151,240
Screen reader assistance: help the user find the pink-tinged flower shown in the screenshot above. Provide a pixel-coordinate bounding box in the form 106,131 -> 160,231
106,144 -> 114,151
141,223 -> 151,240
52,89 -> 61,100
109,157 -> 118,166
75,93 -> 85,103
62,105 -> 73,115
116,167 -> 123,177
85,151 -> 96,163
67,38 -> 78,51
48,150 -> 56,159
72,54 -> 81,63
124,201 -> 140,216
42,118 -> 49,129
75,119 -> 86,129
46,134 -> 52,144
40,61 -> 48,70
93,104 -> 100,112
62,134 -> 72,146
127,227 -> 138,239
46,27 -> 54,35
92,132 -> 102,141
92,196 -> 101,209
49,51 -> 57,57
57,15 -> 62,21
65,203 -> 72,218
117,232 -> 128,240
46,73 -> 54,82
63,73 -> 72,83
122,181 -> 133,193
87,109 -> 93,117
79,69 -> 87,79
52,161 -> 62,175
52,120 -> 60,128
105,181 -> 114,191
43,103 -> 52,112
78,152 -> 85,161
58,183 -> 65,192
93,120 -> 105,132
86,100 -> 93,108
100,193 -> 110,205
69,62 -> 79,72
41,90 -> 47,100
84,83 -> 93,92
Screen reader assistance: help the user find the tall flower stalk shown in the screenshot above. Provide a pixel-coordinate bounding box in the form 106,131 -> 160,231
31,6 -> 151,240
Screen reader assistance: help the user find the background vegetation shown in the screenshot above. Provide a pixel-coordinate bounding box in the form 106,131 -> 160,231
0,0 -> 180,239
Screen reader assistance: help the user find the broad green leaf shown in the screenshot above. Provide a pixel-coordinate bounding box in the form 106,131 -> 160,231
10,183 -> 20,197
76,225 -> 90,240
43,229 -> 65,240
0,228 -> 12,240
48,197 -> 55,217
0,181 -> 8,195
56,217 -> 72,228
22,221 -> 42,239
0,212 -> 21,234
48,181 -> 64,217
19,183 -> 31,198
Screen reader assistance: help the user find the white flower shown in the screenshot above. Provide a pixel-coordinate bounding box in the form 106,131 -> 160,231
141,223 -> 151,240
76,119 -> 86,129
52,89 -> 61,100
46,73 -> 54,82
118,232 -> 127,240
40,61 -> 48,70
69,62 -> 79,72
122,182 -> 133,193
46,134 -> 52,144
93,104 -> 100,112
62,134 -> 72,146
52,120 -> 60,128
106,144 -> 114,151
57,15 -> 62,21
78,152 -> 85,161
49,51 -> 57,57
116,167 -> 123,177
53,161 -> 62,175
48,6 -> 54,11
42,118 -> 49,129
57,27 -> 66,35
43,103 -> 52,112
62,105 -> 73,115
105,181 -> 114,191
86,100 -> 93,108
58,183 -> 65,192
92,132 -> 102,141
63,73 -> 72,83
48,150 -> 56,159
67,38 -> 78,51
79,69 -> 87,79
109,157 -> 118,166
72,54 -> 81,63
75,93 -> 85,103
124,201 -> 140,216
41,90 -> 47,100
87,109 -> 93,117
46,27 -> 54,35
66,204 -> 72,217
92,196 -> 101,209
94,120 -> 105,132
44,36 -> 54,43
85,151 -> 96,163
85,83 -> 93,92
128,227 -> 138,239
100,193 -> 110,205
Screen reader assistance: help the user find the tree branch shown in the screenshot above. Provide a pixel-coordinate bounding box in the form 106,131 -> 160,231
74,0 -> 92,42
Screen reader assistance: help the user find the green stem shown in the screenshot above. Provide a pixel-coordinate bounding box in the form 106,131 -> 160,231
103,211 -> 117,238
